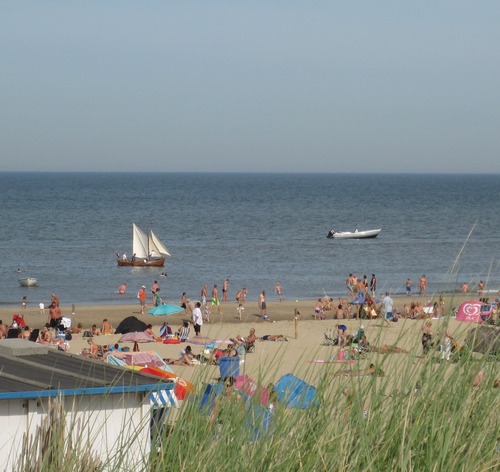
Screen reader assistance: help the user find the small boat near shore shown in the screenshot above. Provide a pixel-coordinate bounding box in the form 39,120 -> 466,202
117,223 -> 171,267
18,277 -> 38,287
327,228 -> 381,239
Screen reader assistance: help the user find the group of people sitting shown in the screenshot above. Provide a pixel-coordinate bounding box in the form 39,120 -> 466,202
163,327 -> 289,366
81,339 -> 127,359
0,315 -> 31,340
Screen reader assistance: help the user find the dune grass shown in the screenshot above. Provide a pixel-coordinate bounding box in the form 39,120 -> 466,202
15,333 -> 499,472
146,341 -> 499,472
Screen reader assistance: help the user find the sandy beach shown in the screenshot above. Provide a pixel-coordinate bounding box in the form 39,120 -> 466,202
2,291 -> 496,390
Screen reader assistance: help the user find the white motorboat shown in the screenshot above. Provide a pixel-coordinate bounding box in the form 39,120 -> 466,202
18,277 -> 38,287
327,228 -> 381,239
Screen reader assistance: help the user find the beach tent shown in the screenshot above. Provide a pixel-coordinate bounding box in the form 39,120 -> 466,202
198,382 -> 272,440
273,373 -> 318,409
465,325 -> 500,355
456,301 -> 484,323
235,375 -> 269,406
115,316 -> 148,334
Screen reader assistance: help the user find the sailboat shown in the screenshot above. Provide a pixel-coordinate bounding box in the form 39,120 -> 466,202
117,223 -> 171,267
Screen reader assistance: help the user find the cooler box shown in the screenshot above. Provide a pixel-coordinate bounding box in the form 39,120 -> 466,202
218,356 -> 240,378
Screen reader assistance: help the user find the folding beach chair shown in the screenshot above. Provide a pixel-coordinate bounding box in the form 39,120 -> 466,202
323,329 -> 338,346
28,329 -> 40,342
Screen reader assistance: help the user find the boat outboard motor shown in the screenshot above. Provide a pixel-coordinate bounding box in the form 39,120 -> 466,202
327,229 -> 335,239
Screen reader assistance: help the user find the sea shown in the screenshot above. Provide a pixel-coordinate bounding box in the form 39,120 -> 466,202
1,172 -> 499,308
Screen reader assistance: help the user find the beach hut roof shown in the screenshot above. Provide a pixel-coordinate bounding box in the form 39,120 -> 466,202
0,339 -> 174,401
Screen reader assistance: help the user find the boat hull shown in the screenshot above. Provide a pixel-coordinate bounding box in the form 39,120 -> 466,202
327,229 -> 381,239
19,277 -> 38,287
117,257 -> 165,267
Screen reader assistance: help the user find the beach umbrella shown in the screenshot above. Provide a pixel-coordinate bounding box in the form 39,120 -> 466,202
118,331 -> 155,343
456,301 -> 484,323
147,304 -> 184,316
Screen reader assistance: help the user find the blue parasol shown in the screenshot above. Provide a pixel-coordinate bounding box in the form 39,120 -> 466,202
147,304 -> 184,316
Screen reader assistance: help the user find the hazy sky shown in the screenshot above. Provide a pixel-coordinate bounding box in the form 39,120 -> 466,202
2,1 -> 499,173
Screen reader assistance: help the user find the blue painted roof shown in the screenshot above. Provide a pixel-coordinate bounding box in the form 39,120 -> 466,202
0,339 -> 174,400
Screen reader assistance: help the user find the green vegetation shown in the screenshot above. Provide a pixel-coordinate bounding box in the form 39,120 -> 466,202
16,341 -> 499,472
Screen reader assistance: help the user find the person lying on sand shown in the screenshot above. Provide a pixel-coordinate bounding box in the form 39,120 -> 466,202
165,345 -> 195,366
369,344 -> 408,354
259,334 -> 288,341
334,363 -> 385,377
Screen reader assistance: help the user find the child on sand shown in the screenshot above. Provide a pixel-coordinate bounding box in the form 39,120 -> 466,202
237,303 -> 244,320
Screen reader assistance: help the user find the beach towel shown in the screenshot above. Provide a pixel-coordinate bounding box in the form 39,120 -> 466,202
187,339 -> 211,345
309,359 -> 356,364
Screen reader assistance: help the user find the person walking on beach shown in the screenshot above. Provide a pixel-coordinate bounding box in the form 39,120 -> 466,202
212,284 -> 222,316
222,279 -> 229,302
258,290 -> 268,319
405,278 -> 412,296
137,285 -> 147,315
370,274 -> 377,296
362,275 -> 368,290
382,291 -> 394,327
419,275 -> 427,295
180,292 -> 188,313
192,301 -> 203,336
478,280 -> 485,298
275,282 -> 283,302
151,280 -> 160,304
154,289 -> 162,307
201,284 -> 208,306
346,274 -> 354,299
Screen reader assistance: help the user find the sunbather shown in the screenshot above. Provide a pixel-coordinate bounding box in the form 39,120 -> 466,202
166,345 -> 195,365
176,321 -> 190,341
372,344 -> 408,354
334,363 -> 384,377
259,334 -> 288,341
245,328 -> 257,348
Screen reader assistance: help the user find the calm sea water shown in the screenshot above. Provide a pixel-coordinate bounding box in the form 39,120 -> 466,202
1,172 -> 499,307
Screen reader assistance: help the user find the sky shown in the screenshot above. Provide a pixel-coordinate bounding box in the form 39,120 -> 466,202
1,1 -> 499,173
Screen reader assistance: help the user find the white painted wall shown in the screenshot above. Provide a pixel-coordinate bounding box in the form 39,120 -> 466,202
0,393 -> 153,472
